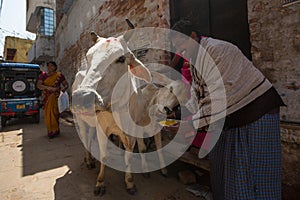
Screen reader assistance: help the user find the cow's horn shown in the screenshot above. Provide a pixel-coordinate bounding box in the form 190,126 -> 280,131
123,29 -> 134,42
123,19 -> 135,42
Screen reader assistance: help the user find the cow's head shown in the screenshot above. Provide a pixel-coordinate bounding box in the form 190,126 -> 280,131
72,31 -> 152,114
155,79 -> 188,118
147,71 -> 188,118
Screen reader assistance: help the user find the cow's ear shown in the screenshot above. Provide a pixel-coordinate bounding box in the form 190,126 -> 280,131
90,31 -> 99,43
129,64 -> 152,83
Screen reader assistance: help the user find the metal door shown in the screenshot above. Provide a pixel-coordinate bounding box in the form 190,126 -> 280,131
170,0 -> 252,60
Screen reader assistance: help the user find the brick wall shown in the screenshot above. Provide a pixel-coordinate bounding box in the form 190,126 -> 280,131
55,0 -> 170,89
248,0 -> 300,122
56,0 -> 65,27
248,0 -> 300,192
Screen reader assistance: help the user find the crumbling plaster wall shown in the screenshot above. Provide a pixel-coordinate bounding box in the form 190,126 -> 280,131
248,0 -> 300,191
55,0 -> 170,90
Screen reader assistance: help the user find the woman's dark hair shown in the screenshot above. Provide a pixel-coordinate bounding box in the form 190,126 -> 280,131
47,61 -> 57,70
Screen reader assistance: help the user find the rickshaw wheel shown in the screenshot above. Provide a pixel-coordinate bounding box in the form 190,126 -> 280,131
1,116 -> 6,127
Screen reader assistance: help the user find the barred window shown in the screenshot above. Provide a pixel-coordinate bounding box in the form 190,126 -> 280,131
40,8 -> 54,36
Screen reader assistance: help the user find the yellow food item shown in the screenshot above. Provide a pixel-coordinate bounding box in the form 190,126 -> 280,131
159,120 -> 178,126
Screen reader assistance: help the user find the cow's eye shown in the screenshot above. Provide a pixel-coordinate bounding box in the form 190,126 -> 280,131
164,107 -> 172,114
116,56 -> 126,63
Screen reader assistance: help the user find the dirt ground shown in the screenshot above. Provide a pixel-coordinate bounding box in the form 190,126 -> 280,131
1,111 -> 298,200
0,111 -> 211,200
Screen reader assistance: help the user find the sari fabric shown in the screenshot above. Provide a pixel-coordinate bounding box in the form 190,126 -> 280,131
39,72 -> 66,137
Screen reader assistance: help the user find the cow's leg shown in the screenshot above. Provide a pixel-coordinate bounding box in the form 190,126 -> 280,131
154,131 -> 168,177
84,150 -> 95,169
93,134 -> 107,196
94,111 -> 137,195
136,137 -> 150,178
106,131 -> 136,195
75,116 -> 96,169
110,128 -> 136,194
108,112 -> 137,195
123,136 -> 137,195
94,161 -> 106,196
94,133 -> 107,196
85,127 -> 96,169
93,112 -> 111,196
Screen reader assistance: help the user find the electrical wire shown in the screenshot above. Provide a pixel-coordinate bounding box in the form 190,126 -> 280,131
0,29 -> 35,61
0,27 -> 35,39
0,0 -> 3,16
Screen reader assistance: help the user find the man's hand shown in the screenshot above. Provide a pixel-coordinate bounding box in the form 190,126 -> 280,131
180,120 -> 197,140
164,120 -> 195,136
179,120 -> 195,132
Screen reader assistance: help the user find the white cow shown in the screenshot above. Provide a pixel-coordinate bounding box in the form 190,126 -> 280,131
72,31 -> 187,196
72,31 -> 152,195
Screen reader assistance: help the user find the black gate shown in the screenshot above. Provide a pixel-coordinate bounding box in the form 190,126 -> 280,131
170,0 -> 252,60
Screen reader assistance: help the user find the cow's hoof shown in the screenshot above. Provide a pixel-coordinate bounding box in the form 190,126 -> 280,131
126,186 -> 137,195
142,172 -> 151,179
94,186 -> 106,196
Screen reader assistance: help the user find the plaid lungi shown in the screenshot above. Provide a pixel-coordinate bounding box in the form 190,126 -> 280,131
209,112 -> 282,200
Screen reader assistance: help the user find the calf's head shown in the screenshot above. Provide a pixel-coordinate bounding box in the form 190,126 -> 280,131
155,80 -> 188,117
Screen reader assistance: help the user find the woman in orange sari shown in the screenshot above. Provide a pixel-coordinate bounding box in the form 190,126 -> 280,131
37,61 -> 69,138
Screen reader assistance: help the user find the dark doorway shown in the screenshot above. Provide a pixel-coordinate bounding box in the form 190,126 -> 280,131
170,0 -> 252,60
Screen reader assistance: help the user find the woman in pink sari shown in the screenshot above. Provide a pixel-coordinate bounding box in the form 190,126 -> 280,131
37,61 -> 69,138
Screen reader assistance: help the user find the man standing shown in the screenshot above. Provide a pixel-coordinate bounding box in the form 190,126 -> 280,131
170,20 -> 285,200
